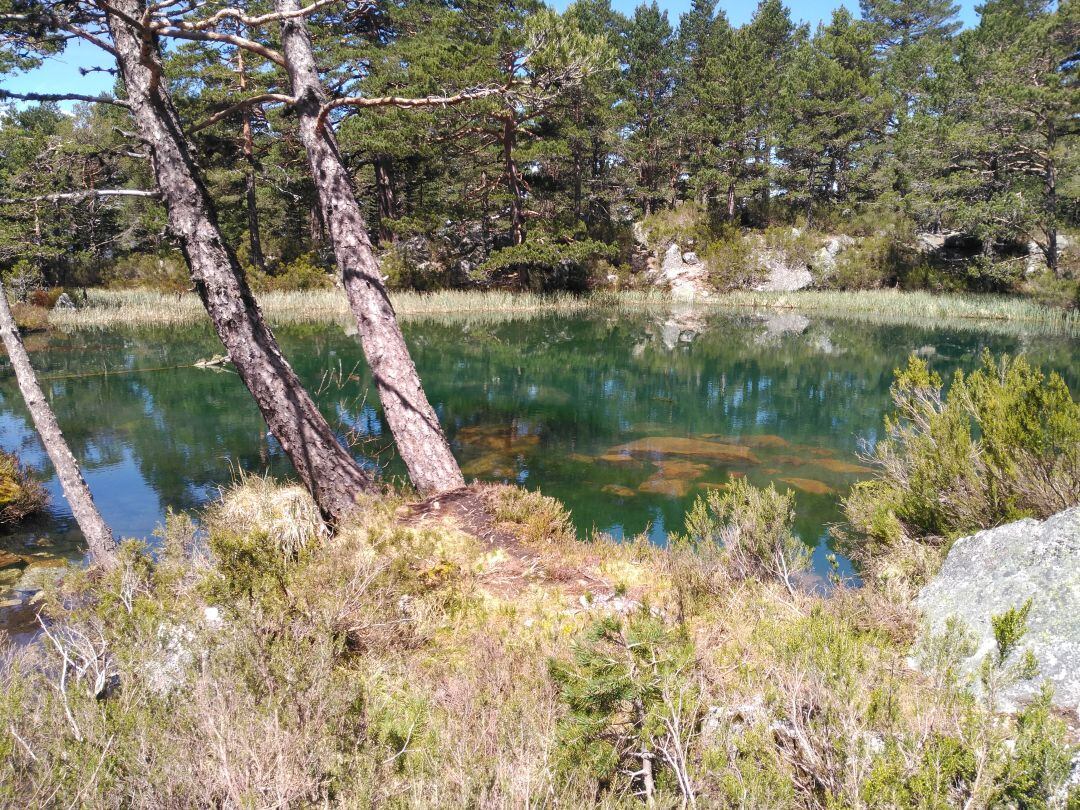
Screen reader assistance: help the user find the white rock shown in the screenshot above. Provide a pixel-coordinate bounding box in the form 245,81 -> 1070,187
916,508 -> 1080,719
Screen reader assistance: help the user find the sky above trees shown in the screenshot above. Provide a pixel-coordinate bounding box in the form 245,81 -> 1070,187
2,0 -> 980,99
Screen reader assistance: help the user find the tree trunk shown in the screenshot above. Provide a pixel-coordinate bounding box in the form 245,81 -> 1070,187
236,45 -> 265,272
105,0 -> 375,522
1044,122 -> 1059,276
276,0 -> 465,497
374,155 -> 397,246
501,114 -> 526,246
0,280 -> 116,563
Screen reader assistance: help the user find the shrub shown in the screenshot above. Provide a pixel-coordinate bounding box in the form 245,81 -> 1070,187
827,232 -> 906,290
701,226 -> 758,290
27,287 -> 64,309
102,252 -> 190,293
476,238 -> 617,292
638,201 -> 714,249
763,225 -> 821,271
0,450 -> 46,528
492,486 -> 575,546
549,610 -> 699,804
249,253 -> 334,292
1,260 -> 45,302
843,352 -> 1080,576
678,479 -> 809,591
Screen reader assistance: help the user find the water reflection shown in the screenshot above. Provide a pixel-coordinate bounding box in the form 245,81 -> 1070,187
2,310 -> 1077,618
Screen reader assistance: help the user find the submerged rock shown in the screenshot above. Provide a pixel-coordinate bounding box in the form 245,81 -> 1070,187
915,508 -> 1080,717
607,437 -> 759,464
778,477 -> 836,496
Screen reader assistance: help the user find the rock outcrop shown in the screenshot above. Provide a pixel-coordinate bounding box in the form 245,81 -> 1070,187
915,508 -> 1080,718
650,243 -> 713,299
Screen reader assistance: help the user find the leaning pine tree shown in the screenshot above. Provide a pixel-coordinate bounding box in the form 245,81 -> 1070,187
0,281 -> 116,562
0,0 -> 381,522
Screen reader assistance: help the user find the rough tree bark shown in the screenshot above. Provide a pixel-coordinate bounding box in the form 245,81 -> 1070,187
374,155 -> 396,246
276,0 -> 465,497
105,0 -> 376,521
501,114 -> 526,246
0,281 -> 116,562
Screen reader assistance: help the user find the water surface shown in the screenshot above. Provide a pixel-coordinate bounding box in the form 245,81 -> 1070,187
2,307 -> 1077,629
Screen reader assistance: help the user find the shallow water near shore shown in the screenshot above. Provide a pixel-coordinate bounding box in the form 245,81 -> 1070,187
2,306 -> 1078,632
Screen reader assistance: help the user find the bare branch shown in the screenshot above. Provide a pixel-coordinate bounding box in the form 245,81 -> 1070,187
0,89 -> 130,107
153,0 -> 344,31
189,92 -> 294,131
152,25 -> 285,65
59,23 -> 119,57
317,85 -> 508,130
0,190 -> 160,205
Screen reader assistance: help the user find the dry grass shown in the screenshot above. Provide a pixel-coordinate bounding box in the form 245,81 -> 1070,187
47,287 -> 1080,336
0,479 -> 1074,807
0,450 -> 47,528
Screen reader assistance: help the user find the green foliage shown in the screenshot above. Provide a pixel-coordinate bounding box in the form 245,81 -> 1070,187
992,686 -> 1076,810
549,610 -> 698,800
102,253 -> 190,293
0,478 -> 1076,806
1,260 -> 44,302
990,598 -> 1032,666
679,478 -> 809,587
249,253 -> 334,292
0,450 -> 46,528
845,352 -> 1080,561
492,486 -> 576,546
829,233 -> 907,289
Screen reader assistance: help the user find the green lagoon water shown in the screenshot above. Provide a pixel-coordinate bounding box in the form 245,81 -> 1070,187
2,307 -> 1077,628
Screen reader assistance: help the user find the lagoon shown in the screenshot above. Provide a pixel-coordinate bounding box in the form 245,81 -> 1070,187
2,306 -> 1077,623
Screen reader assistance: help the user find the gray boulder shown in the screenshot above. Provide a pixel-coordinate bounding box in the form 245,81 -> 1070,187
915,508 -> 1080,718
655,243 -> 712,299
52,292 -> 76,310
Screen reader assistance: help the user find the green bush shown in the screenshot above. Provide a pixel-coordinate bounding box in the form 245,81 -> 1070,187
549,610 -> 699,803
0,450 -> 46,528
844,352 -> 1080,564
763,225 -> 821,270
678,479 -> 809,589
476,238 -> 617,292
827,233 -> 906,290
249,253 -> 334,292
1,260 -> 45,302
700,226 -> 758,290
102,252 -> 190,293
638,201 -> 715,249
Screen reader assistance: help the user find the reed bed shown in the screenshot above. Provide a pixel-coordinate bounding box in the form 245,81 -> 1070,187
48,287 -> 1080,336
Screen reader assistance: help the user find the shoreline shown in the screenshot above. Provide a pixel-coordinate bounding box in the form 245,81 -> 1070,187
43,287 -> 1080,337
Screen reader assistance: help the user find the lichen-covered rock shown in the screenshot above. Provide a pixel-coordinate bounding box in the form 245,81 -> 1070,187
654,243 -> 712,299
915,508 -> 1080,717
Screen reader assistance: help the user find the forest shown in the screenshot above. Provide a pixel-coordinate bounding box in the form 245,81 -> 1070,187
1,0 -> 1076,296
2,0 -> 1080,806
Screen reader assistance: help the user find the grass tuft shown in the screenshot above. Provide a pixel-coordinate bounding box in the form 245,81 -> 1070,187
47,287 -> 1080,336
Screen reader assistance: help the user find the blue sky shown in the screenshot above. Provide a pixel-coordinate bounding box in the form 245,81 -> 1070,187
3,0 -> 980,100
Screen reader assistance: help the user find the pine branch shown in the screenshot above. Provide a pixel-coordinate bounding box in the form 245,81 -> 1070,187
0,90 -> 130,108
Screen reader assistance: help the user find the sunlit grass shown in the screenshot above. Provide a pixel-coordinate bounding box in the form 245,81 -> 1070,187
48,287 -> 1080,336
